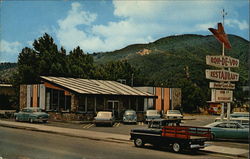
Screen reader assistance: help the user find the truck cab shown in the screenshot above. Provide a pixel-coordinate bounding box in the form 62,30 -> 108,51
148,119 -> 181,129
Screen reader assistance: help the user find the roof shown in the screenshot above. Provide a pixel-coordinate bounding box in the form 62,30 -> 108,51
40,76 -> 156,97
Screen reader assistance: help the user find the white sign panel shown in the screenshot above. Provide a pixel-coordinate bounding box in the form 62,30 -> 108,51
206,69 -> 239,82
209,82 -> 235,90
211,89 -> 233,102
206,55 -> 239,68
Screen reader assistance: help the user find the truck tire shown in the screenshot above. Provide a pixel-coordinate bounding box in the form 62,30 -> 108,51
172,142 -> 181,153
134,138 -> 144,147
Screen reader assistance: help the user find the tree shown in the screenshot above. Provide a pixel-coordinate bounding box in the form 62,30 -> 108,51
67,46 -> 95,78
17,47 -> 40,83
33,33 -> 68,76
98,60 -> 138,86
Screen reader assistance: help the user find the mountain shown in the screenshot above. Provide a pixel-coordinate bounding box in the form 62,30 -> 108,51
0,34 -> 249,87
93,34 -> 249,87
0,63 -> 17,83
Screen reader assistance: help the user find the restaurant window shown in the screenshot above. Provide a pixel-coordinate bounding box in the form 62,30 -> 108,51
87,96 -> 95,112
96,96 -> 104,111
45,88 -> 71,112
78,96 -> 86,112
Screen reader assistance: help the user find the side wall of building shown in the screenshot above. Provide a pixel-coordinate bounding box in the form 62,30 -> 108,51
20,85 -> 27,110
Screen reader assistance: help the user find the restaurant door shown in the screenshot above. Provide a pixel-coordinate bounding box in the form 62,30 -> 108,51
107,100 -> 119,118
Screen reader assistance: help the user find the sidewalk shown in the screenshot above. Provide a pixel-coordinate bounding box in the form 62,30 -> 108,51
0,120 -> 248,158
0,120 -> 129,143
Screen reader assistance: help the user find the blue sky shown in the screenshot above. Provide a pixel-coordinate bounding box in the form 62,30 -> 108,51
0,0 -> 249,62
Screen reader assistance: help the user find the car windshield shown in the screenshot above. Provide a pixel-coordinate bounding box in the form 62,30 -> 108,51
168,110 -> 181,114
32,108 -> 43,112
125,111 -> 136,115
97,112 -> 111,118
146,110 -> 159,115
23,108 -> 43,112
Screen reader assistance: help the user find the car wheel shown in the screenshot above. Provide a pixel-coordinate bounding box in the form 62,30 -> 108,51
43,120 -> 48,123
211,133 -> 215,140
172,142 -> 181,153
134,138 -> 144,147
29,118 -> 34,123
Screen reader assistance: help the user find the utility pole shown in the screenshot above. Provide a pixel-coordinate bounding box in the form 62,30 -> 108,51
131,73 -> 134,87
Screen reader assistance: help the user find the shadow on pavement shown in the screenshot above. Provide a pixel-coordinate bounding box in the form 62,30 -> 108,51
134,144 -> 207,156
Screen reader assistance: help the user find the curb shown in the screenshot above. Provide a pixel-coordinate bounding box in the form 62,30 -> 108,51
0,123 -> 131,145
200,149 -> 249,158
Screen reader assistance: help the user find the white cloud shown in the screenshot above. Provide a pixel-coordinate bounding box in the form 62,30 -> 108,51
0,40 -> 22,62
225,19 -> 249,30
56,1 -> 247,53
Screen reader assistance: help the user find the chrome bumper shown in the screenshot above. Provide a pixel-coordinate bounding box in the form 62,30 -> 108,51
190,144 -> 210,149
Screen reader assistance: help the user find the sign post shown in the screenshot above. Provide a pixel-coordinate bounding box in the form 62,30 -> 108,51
206,9 -> 239,121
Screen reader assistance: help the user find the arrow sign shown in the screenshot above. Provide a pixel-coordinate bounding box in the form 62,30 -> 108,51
206,69 -> 239,82
206,55 -> 239,68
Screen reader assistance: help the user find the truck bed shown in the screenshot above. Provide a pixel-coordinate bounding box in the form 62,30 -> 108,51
162,126 -> 211,140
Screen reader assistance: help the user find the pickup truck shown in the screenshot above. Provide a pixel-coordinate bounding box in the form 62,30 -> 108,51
130,119 -> 211,153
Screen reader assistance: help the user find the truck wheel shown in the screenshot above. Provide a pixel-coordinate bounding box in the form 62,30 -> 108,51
134,138 -> 144,147
172,142 -> 181,153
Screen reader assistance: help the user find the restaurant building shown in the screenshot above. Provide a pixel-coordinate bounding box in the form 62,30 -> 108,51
19,76 -> 157,120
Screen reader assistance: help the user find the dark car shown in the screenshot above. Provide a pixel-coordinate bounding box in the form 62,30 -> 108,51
14,107 -> 49,123
123,110 -> 137,124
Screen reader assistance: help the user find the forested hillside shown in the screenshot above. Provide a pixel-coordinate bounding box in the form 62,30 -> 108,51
1,34 -> 248,112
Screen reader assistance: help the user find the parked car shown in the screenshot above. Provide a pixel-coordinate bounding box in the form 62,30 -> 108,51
214,117 -> 249,128
165,110 -> 183,120
123,110 -> 137,124
145,110 -> 161,122
94,111 -> 115,126
230,112 -> 249,118
14,107 -> 49,123
204,121 -> 249,140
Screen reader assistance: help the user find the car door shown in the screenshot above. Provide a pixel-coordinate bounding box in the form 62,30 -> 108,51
23,108 -> 31,121
213,123 -> 227,138
224,123 -> 242,139
19,109 -> 27,121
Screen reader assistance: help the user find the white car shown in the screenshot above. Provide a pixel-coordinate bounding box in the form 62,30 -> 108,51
94,111 -> 115,126
165,110 -> 183,120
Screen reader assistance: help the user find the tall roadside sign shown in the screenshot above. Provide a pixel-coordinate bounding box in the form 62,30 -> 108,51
206,9 -> 239,121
